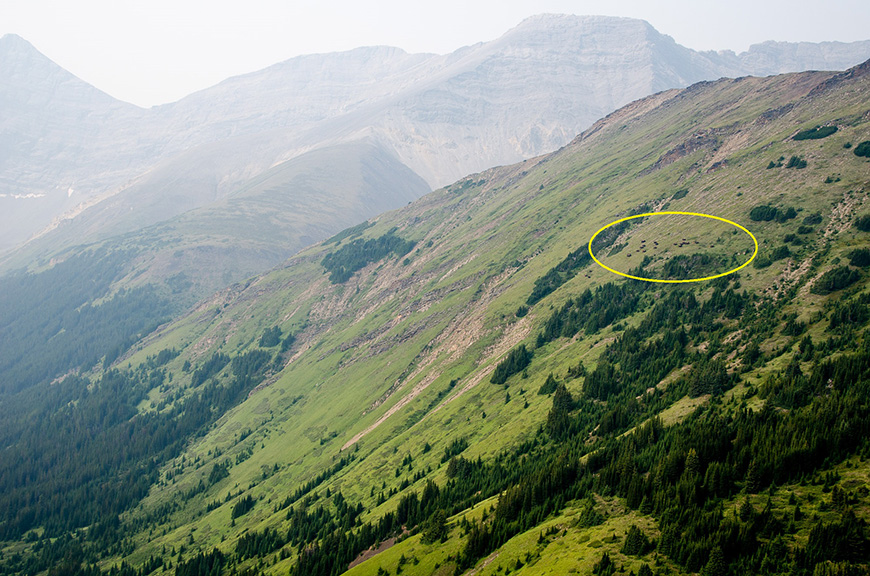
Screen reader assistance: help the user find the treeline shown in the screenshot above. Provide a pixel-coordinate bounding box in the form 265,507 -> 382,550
526,220 -> 630,306
0,346 -> 275,549
452,277 -> 867,575
490,345 -> 532,384
281,278 -> 802,576
321,231 -> 416,284
0,249 -> 170,394
454,284 -> 870,575
536,281 -> 646,344
587,340 -> 870,574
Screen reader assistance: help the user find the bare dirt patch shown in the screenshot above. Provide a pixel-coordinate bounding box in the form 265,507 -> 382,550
347,536 -> 399,570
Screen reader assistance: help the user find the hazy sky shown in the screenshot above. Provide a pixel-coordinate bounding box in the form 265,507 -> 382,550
2,0 -> 869,108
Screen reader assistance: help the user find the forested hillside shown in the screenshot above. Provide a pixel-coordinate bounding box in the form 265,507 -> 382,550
1,61 -> 870,576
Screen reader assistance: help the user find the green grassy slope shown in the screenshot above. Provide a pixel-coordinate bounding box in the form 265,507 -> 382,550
3,62 -> 870,576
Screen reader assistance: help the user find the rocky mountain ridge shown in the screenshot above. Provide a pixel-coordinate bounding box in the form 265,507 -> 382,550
3,14 -> 870,258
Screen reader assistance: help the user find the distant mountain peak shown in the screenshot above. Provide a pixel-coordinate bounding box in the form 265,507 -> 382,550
514,13 -> 644,25
1,32 -> 56,68
0,32 -> 34,48
0,32 -> 93,90
499,13 -> 666,52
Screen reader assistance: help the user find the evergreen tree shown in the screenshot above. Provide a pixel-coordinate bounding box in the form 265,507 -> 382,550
491,345 -> 532,384
746,459 -> 762,493
592,552 -> 616,576
421,510 -> 448,544
702,546 -> 727,576
685,448 -> 701,477
538,372 -> 559,395
621,525 -> 650,556
545,383 -> 574,439
739,497 -> 755,522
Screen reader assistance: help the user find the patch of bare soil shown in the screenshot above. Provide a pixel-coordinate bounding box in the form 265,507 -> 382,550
464,551 -> 500,576
439,313 -> 533,409
766,257 -> 812,301
795,190 -> 867,298
824,191 -> 865,239
347,536 -> 398,570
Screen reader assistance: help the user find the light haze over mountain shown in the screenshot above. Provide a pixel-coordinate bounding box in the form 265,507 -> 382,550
2,14 -> 869,265
2,6 -> 870,572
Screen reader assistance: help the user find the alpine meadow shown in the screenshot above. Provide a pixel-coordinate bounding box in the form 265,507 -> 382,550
2,20 -> 870,576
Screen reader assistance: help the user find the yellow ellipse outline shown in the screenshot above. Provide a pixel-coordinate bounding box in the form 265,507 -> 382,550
588,211 -> 758,283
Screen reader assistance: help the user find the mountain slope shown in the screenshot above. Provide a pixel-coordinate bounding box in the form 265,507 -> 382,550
3,61 -> 869,575
124,60 -> 870,575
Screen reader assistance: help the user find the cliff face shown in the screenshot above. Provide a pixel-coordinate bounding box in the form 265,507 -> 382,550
2,15 -> 869,256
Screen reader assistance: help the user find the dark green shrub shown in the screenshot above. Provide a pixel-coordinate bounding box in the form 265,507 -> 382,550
793,126 -> 838,140
753,255 -> 772,269
776,207 -> 798,223
786,155 -> 807,169
811,266 -> 861,295
854,141 -> 870,157
749,205 -> 779,222
767,156 -> 785,168
848,248 -> 870,267
771,245 -> 792,261
803,213 -> 823,226
672,189 -> 689,200
854,215 -> 870,232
